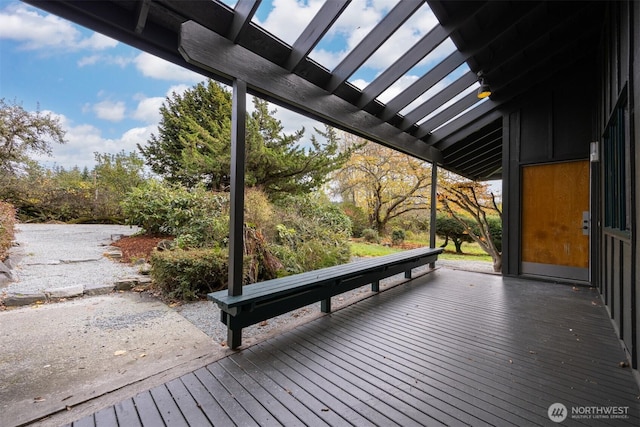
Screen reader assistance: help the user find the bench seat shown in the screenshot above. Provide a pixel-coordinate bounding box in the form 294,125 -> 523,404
209,246 -> 443,348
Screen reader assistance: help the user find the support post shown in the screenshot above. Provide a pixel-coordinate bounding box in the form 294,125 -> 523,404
228,79 -> 247,348
429,162 -> 438,268
372,281 -> 380,292
321,298 -> 331,313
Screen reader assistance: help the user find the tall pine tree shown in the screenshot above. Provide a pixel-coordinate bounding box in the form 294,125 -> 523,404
139,80 -> 351,199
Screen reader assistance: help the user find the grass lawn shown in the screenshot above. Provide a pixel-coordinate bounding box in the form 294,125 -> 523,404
350,235 -> 493,263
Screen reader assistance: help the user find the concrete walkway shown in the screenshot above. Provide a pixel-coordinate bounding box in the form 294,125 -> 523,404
0,224 -> 224,427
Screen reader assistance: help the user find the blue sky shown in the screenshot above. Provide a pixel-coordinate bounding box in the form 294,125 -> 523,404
0,0 -> 469,171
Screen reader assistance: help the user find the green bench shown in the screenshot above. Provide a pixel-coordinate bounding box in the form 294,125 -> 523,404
208,247 -> 443,348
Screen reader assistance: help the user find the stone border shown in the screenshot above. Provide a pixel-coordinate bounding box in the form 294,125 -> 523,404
1,245 -> 152,308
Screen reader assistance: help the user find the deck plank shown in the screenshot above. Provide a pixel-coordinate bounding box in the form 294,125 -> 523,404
226,352 -> 331,426
68,269 -> 640,426
193,366 -> 258,426
261,336 -> 442,426
113,399 -> 141,427
165,378 -> 211,426
71,415 -> 95,427
217,357 -> 305,426
132,391 -> 166,427
206,363 -> 277,425
148,384 -> 188,427
93,406 -> 117,427
240,345 -> 373,426
179,372 -> 234,426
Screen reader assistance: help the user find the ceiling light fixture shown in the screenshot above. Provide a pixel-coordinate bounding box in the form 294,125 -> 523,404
477,71 -> 491,99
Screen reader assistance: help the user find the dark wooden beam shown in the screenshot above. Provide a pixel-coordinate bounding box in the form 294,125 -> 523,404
325,0 -> 423,93
179,20 -> 443,164
228,79 -> 247,300
228,0 -> 260,42
401,71 -> 477,130
379,50 -> 466,122
134,0 -> 151,34
357,24 -> 450,108
427,102 -> 500,148
286,0 -> 349,71
414,92 -> 480,138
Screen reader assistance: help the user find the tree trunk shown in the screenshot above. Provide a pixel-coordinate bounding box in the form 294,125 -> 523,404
453,238 -> 463,253
492,254 -> 502,273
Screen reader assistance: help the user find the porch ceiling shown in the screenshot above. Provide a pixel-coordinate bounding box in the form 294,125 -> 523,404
23,0 -> 605,181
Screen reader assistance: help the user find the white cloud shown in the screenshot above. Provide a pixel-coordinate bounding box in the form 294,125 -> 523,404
0,3 -> 117,52
134,52 -> 203,83
132,85 -> 193,124
32,112 -> 155,170
363,3 -> 439,71
92,100 -> 126,122
78,54 -> 132,68
270,106 -> 324,138
165,84 -> 192,98
257,0 -> 325,44
132,97 -> 163,124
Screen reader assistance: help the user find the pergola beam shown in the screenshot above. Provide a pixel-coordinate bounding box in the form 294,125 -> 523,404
286,0 -> 349,71
326,0 -> 423,93
179,20 -> 443,164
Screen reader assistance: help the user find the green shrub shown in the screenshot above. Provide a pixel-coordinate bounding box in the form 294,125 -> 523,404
391,228 -> 406,246
339,202 -> 368,238
142,189 -> 352,300
273,194 -> 352,274
362,228 -> 380,243
0,201 -> 16,261
150,247 -> 230,300
121,180 -> 229,247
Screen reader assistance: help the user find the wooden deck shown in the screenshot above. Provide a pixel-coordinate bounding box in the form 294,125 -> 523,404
66,269 -> 639,426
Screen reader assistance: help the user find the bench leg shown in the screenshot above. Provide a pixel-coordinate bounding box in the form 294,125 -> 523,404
405,269 -> 412,279
222,312 -> 242,349
321,297 -> 331,313
228,327 -> 242,349
372,280 -> 380,292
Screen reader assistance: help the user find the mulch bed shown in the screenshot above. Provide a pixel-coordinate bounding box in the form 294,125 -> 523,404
110,235 -> 172,263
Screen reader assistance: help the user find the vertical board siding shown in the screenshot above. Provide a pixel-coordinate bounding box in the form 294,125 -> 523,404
598,0 -> 638,372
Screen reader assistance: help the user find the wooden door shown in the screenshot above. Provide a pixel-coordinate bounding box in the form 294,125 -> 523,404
521,160 -> 590,281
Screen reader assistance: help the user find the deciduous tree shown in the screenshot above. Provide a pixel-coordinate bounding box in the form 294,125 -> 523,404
439,176 -> 503,271
0,98 -> 65,173
333,135 -> 432,234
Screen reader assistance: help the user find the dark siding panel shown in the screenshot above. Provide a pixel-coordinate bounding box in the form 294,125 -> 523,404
623,243 -> 633,351
519,97 -> 551,163
613,239 -> 621,330
631,0 -> 640,373
552,69 -> 592,160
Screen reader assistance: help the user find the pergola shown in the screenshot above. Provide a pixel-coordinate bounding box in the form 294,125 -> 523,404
23,0 -> 604,181
24,0 -> 606,301
12,2 -> 640,424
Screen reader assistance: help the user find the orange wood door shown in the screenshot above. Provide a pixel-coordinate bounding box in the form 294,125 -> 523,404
521,161 -> 589,268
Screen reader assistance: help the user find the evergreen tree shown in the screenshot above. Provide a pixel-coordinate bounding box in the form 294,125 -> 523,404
139,80 -> 351,198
